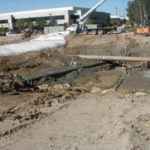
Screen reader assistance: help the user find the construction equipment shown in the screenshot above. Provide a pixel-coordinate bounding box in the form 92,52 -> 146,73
79,0 -> 106,25
66,0 -> 115,34
136,28 -> 150,35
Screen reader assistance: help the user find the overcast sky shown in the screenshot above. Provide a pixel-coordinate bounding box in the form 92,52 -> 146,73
0,0 -> 130,16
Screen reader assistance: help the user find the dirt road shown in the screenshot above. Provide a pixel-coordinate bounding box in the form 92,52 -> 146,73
1,91 -> 150,150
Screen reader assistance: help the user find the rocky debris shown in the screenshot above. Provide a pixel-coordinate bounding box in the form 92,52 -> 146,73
91,87 -> 102,93
102,89 -> 115,95
0,107 -> 16,122
23,111 -> 41,121
37,83 -> 71,92
13,114 -> 22,121
35,84 -> 88,107
33,94 -> 52,107
38,84 -> 49,91
0,73 -> 32,93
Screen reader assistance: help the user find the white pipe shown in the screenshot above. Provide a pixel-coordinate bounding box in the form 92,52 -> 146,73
74,55 -> 150,62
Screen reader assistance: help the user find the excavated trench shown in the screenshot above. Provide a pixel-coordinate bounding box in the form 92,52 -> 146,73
30,61 -> 121,87
1,57 -> 150,94
0,60 -> 124,94
27,58 -> 150,93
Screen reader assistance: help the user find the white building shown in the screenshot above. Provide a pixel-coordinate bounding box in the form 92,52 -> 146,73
0,7 -> 110,29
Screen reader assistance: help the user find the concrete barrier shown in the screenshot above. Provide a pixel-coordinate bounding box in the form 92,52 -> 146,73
44,26 -> 65,34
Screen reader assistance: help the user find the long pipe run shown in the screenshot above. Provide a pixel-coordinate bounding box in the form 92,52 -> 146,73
74,55 -> 150,62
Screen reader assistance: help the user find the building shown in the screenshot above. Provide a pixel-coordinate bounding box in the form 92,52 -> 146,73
0,7 -> 110,30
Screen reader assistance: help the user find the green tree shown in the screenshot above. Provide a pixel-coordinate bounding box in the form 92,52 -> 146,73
111,19 -> 118,26
127,0 -> 150,26
14,19 -> 26,30
35,18 -> 47,29
14,18 -> 34,30
25,18 -> 34,29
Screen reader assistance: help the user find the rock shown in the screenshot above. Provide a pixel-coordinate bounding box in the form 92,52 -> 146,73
13,114 -> 22,120
30,112 -> 40,120
135,92 -> 147,96
50,99 -> 58,107
53,84 -> 71,90
44,100 -> 52,107
91,87 -> 102,93
145,136 -> 150,141
72,87 -> 89,93
38,84 -> 49,90
0,116 -> 3,121
24,112 -> 40,121
102,89 -> 115,95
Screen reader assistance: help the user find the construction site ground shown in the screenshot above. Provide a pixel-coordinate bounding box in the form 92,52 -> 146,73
1,33 -> 150,150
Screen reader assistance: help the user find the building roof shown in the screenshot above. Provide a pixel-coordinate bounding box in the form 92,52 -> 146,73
0,6 -> 103,17
0,7 -> 76,17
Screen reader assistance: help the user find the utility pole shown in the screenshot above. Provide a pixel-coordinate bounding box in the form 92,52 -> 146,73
115,7 -> 118,16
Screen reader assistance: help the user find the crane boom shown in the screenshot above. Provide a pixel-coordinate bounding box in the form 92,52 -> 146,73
79,0 -> 106,22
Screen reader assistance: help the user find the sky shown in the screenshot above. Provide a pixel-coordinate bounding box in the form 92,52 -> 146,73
0,0 -> 130,16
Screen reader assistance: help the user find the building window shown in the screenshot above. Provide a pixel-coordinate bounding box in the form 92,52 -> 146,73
43,16 -> 65,20
0,20 -> 8,24
50,15 -> 65,20
70,15 -> 79,19
28,16 -> 65,21
70,15 -> 79,23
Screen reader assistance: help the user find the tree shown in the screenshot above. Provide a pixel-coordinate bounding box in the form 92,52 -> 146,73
25,18 -> 34,29
35,18 -> 47,29
0,28 -> 7,36
111,19 -> 118,26
127,0 -> 150,26
14,19 -> 26,31
14,18 -> 34,31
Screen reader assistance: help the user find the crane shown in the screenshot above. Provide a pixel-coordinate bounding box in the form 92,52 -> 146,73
66,0 -> 107,34
79,0 -> 106,25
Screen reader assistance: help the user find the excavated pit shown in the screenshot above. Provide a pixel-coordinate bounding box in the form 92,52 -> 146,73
0,59 -> 123,95
31,61 -> 122,88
